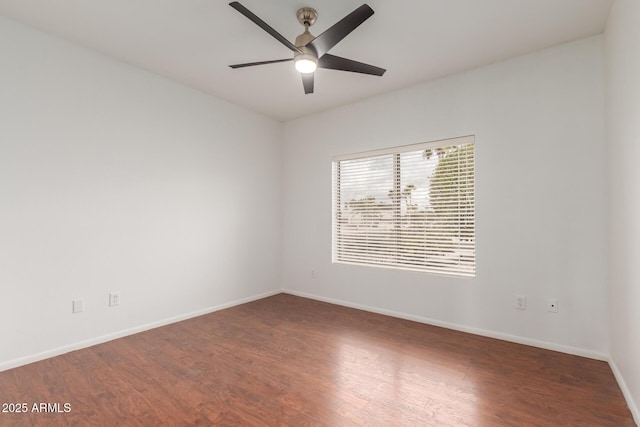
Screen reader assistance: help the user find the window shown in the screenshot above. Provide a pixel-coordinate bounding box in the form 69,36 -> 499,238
332,135 -> 475,277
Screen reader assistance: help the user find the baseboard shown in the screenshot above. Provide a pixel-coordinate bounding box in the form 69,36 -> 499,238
282,289 -> 609,361
0,289 -> 281,372
609,358 -> 640,425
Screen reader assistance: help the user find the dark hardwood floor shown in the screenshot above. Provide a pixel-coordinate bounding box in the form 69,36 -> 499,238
0,293 -> 635,426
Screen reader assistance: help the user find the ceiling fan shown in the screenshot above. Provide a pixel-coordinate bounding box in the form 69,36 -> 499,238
228,2 -> 386,94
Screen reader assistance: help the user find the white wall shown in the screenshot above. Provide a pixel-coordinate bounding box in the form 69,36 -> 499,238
0,17 -> 282,369
282,36 -> 608,358
606,0 -> 640,420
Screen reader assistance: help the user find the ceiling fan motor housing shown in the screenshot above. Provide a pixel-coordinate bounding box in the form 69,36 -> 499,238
295,7 -> 318,66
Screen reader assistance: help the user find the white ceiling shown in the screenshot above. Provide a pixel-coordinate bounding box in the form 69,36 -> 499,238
0,0 -> 613,121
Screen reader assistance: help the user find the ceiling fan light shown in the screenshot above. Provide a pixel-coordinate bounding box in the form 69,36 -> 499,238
294,54 -> 317,73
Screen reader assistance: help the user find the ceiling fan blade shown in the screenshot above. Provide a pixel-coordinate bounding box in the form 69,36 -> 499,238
229,2 -> 301,54
307,4 -> 374,58
302,73 -> 314,94
229,58 -> 293,69
318,54 -> 385,76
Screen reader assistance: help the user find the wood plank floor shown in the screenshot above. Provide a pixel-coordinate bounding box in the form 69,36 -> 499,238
0,294 -> 635,426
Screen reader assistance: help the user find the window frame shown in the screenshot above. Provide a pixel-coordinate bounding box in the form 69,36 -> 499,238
332,135 -> 475,277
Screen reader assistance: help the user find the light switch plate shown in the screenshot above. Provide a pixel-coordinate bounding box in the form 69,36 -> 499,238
72,299 -> 84,314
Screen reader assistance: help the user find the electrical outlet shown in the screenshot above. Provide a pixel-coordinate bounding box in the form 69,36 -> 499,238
72,299 -> 84,314
548,298 -> 558,313
109,292 -> 120,307
515,295 -> 526,310
311,269 -> 317,279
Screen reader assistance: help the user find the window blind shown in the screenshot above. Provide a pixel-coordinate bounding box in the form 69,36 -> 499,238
332,136 -> 475,277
